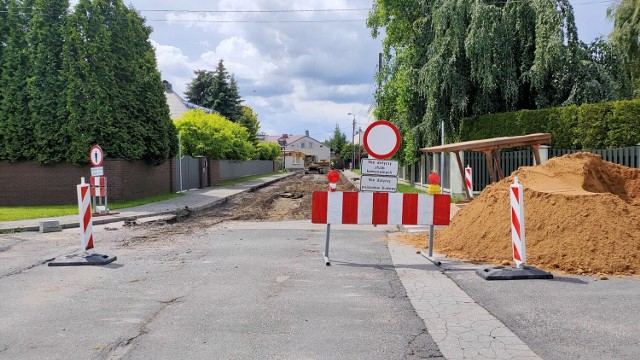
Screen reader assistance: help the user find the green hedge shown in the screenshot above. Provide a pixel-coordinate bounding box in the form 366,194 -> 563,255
459,99 -> 640,149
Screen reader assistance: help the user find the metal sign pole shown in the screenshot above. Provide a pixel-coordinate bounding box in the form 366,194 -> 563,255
323,224 -> 331,266
104,177 -> 108,212
428,225 -> 434,258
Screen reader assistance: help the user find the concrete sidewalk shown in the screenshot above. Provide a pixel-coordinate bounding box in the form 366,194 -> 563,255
0,172 -> 296,233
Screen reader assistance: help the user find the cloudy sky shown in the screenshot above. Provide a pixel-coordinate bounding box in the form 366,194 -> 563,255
116,0 -> 613,142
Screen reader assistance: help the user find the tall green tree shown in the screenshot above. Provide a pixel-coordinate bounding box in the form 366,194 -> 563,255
64,0 -> 115,164
208,59 -> 235,119
227,75 -> 244,121
0,0 -> 35,161
185,60 -> 245,122
185,69 -> 214,106
63,0 -> 175,164
608,0 -> 640,96
0,0 -> 8,79
28,0 -> 69,164
107,2 -> 176,163
238,105 -> 260,145
368,0 -> 631,152
324,124 -> 347,157
0,0 -> 9,158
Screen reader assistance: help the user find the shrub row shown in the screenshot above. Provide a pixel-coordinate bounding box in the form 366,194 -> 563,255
459,99 -> 640,149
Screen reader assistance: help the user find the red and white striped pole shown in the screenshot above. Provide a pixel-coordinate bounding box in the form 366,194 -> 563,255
510,176 -> 526,268
465,165 -> 473,198
77,177 -> 95,254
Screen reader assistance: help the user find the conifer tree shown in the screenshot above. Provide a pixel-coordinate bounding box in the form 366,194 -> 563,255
185,70 -> 214,107
0,0 -> 35,161
126,6 -> 177,163
0,0 -> 9,158
208,59 -> 233,118
227,75 -> 244,121
0,0 -> 8,79
64,0 -> 109,164
28,0 -> 69,164
238,105 -> 260,145
105,1 -> 147,160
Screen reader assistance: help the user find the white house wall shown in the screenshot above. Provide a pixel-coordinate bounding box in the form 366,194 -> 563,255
284,137 -> 330,161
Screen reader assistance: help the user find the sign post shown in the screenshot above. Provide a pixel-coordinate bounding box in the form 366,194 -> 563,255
360,120 -> 401,193
89,145 -> 110,215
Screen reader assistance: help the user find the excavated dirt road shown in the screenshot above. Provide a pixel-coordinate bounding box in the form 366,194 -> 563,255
118,172 -> 358,246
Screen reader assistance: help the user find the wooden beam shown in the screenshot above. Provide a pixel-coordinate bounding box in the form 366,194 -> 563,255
419,133 -> 552,154
532,144 -> 541,165
484,150 -> 496,183
493,150 -> 504,180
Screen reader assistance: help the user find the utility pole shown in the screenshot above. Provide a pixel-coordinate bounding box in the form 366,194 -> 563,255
348,112 -> 356,170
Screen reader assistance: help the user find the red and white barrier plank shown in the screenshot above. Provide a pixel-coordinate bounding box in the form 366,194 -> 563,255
312,191 -> 450,225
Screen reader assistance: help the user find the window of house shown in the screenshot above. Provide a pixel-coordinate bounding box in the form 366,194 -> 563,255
309,142 -> 313,148
301,143 -> 306,149
293,155 -> 301,165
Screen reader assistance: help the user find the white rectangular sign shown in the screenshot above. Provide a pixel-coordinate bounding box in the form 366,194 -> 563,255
360,175 -> 398,193
91,166 -> 104,176
361,159 -> 399,176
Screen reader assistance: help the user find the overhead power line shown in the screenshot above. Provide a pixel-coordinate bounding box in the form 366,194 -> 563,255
151,19 -> 365,23
139,8 -> 370,13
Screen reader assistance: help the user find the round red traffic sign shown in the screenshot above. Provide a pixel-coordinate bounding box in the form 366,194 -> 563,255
327,170 -> 340,184
90,145 -> 103,167
363,120 -> 401,159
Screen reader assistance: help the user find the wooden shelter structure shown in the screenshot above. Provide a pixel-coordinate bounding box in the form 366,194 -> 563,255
419,133 -> 552,196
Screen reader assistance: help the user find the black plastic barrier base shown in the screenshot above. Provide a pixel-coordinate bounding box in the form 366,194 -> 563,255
48,253 -> 117,266
477,265 -> 553,280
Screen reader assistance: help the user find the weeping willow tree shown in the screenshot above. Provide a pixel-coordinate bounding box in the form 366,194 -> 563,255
609,0 -> 640,97
368,0 -> 631,155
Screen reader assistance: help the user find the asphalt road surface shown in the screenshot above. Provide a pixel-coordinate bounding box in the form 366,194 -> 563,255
436,258 -> 640,360
0,220 -> 440,360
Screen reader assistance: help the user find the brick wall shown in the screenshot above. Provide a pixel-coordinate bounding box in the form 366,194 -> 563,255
0,159 -> 175,206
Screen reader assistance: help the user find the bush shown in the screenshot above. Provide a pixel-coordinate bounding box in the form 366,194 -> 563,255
175,110 -> 255,160
256,142 -> 281,160
460,99 -> 640,148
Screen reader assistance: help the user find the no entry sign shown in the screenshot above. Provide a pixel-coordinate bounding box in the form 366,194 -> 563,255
363,120 -> 401,159
90,145 -> 103,167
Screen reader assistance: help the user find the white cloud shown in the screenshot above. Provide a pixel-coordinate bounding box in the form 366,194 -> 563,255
136,0 -> 609,142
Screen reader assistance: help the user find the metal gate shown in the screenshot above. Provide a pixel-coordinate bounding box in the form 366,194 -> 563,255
176,155 -> 200,191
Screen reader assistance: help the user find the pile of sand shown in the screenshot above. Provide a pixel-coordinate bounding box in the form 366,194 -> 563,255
400,152 -> 640,276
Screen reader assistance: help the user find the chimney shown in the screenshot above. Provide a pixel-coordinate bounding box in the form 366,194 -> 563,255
162,80 -> 172,93
282,134 -> 288,139
305,130 -> 309,137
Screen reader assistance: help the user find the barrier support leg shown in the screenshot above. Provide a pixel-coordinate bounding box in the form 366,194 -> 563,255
323,224 -> 331,266
421,225 -> 441,266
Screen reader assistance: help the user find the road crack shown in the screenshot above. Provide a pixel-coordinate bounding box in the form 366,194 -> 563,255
103,296 -> 182,359
0,259 -> 51,279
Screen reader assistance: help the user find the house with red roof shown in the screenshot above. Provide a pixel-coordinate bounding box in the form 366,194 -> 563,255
263,131 -> 331,170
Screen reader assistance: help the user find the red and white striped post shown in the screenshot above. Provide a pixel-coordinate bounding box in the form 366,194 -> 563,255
77,177 -> 95,253
465,165 -> 473,199
510,176 -> 526,268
